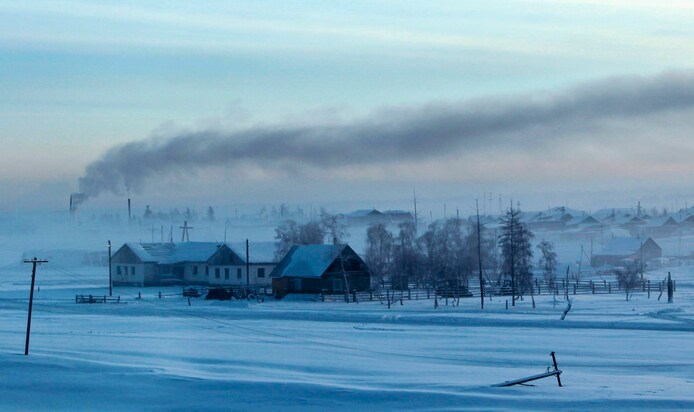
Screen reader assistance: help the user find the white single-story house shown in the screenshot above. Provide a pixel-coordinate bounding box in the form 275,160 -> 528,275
111,241 -> 277,287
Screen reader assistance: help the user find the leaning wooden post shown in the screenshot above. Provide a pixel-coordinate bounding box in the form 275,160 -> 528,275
551,351 -> 562,387
667,273 -> 674,303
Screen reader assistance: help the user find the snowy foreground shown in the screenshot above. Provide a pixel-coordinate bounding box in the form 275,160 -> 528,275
1,267 -> 694,411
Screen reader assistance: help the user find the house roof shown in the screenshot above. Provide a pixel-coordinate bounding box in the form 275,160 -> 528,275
122,241 -> 277,265
271,244 -> 348,279
344,209 -> 383,218
644,216 -> 678,227
598,237 -> 658,256
565,215 -> 600,226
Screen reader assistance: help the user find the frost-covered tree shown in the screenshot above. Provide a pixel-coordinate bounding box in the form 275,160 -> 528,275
365,223 -> 394,285
274,220 -> 300,260
143,205 -> 154,220
614,265 -> 639,301
298,221 -> 325,245
392,221 -> 421,287
498,206 -> 534,304
537,240 -> 557,287
320,209 -> 348,245
206,206 -> 216,222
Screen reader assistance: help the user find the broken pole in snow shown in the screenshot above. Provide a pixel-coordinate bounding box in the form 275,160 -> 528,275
493,352 -> 563,388
23,257 -> 48,355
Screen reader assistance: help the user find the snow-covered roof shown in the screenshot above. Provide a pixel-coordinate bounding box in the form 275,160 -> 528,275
344,209 -> 382,218
121,241 -> 278,264
644,216 -> 678,227
565,215 -> 600,226
598,237 -> 658,256
271,244 -> 347,279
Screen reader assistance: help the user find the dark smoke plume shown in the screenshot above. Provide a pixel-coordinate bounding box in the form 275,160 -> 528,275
77,70 -> 694,199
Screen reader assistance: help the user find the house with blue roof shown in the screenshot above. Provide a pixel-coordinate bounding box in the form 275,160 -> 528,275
111,241 -> 277,287
270,244 -> 371,298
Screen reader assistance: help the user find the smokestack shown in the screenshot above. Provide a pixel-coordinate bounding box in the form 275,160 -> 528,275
69,194 -> 73,215
128,198 -> 131,224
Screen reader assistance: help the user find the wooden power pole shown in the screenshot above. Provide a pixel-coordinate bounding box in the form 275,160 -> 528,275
476,200 -> 484,310
23,257 -> 48,355
108,240 -> 112,296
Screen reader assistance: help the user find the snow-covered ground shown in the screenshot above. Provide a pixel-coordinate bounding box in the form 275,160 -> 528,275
1,260 -> 694,411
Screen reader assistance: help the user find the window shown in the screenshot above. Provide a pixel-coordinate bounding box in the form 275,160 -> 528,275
237,268 -> 242,279
205,266 -> 209,276
224,268 -> 229,280
193,266 -> 198,275
257,268 -> 265,278
215,268 -> 220,279
130,267 -> 135,276
116,266 -> 122,275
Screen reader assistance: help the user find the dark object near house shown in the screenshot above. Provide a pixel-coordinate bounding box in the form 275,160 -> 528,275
205,287 -> 233,300
270,244 -> 372,299
182,287 -> 203,297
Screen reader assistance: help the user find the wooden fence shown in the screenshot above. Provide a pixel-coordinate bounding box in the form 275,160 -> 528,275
318,278 -> 675,303
75,295 -> 121,304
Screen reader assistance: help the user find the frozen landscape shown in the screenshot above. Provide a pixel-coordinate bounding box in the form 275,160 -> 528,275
4,1 -> 694,410
1,214 -> 693,411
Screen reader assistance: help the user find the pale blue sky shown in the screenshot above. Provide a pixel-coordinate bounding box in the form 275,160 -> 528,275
2,1 -> 694,210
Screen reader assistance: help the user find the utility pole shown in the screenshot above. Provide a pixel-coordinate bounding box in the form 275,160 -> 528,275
413,190 -> 418,234
476,200 -> 485,310
108,240 -> 112,297
23,257 -> 48,355
180,221 -> 193,242
246,239 -> 250,286
510,204 -> 516,307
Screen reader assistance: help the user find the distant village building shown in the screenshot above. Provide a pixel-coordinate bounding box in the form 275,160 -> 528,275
591,237 -> 662,267
111,242 -> 277,287
340,209 -> 385,224
270,244 -> 371,298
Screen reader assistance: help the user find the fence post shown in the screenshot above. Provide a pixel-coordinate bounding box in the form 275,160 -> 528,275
573,284 -> 576,295
159,291 -> 162,299
609,283 -> 611,293
321,291 -> 325,302
506,300 -> 508,310
408,289 -> 411,300
138,291 -> 141,300
648,280 -> 650,299
352,289 -> 357,303
591,281 -> 595,295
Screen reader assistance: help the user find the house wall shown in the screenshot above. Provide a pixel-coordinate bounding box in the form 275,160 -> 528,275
207,264 -> 275,286
111,262 -> 148,286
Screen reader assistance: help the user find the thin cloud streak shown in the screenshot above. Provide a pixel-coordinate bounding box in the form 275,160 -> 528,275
76,70 -> 694,200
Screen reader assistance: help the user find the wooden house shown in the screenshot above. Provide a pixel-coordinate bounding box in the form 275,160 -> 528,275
270,244 -> 371,298
111,241 -> 276,287
590,237 -> 662,267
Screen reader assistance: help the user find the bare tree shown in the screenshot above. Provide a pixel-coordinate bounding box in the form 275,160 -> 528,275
365,223 -> 394,286
274,220 -> 300,260
537,240 -> 558,288
320,209 -> 349,244
614,265 -> 639,301
274,220 -> 325,260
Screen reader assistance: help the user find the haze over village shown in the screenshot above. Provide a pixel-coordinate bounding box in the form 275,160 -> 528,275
2,1 -> 694,411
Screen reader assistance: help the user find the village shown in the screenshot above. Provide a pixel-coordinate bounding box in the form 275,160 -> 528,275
85,201 -> 689,303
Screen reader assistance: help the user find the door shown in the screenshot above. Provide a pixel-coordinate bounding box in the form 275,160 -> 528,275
293,278 -> 302,292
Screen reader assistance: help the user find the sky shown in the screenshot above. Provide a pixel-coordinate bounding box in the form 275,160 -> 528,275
2,1 -> 694,214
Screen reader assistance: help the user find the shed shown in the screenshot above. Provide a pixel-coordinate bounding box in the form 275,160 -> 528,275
270,244 -> 371,298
